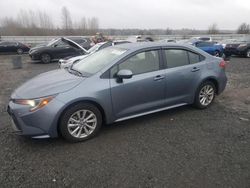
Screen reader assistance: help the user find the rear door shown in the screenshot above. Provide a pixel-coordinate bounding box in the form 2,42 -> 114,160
110,49 -> 166,119
162,48 -> 205,105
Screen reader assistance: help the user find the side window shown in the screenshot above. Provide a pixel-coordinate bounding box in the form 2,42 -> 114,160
165,49 -> 189,68
188,51 -> 200,64
56,41 -> 69,47
111,50 -> 160,77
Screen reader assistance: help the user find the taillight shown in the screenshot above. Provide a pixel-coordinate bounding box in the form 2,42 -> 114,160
219,60 -> 226,68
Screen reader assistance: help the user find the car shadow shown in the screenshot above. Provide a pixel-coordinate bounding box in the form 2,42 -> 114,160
13,105 -> 196,147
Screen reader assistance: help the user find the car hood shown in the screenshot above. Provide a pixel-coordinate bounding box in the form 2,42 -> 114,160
29,45 -> 50,53
12,69 -> 84,99
61,37 -> 88,54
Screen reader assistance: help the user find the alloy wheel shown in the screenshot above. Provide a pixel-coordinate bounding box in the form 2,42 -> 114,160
214,51 -> 220,57
247,49 -> 250,58
67,110 -> 97,138
41,54 -> 51,63
17,49 -> 23,54
199,85 -> 215,106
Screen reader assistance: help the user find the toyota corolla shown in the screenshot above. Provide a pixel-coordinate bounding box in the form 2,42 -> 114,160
7,42 -> 227,142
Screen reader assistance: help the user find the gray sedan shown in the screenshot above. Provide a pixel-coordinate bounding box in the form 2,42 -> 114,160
7,42 -> 227,142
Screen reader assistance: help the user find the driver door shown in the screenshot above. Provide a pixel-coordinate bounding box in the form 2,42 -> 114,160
110,49 -> 166,119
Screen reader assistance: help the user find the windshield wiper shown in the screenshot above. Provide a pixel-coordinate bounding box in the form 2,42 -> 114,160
68,68 -> 84,77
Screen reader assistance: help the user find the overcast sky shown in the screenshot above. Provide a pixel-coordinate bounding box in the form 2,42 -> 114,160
0,0 -> 250,29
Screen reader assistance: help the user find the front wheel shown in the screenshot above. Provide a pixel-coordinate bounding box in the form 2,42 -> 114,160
194,81 -> 216,109
41,53 -> 51,63
214,50 -> 220,57
17,48 -> 23,54
59,103 -> 102,142
246,49 -> 250,58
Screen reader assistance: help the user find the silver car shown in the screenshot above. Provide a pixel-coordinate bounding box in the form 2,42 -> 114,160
7,42 -> 227,142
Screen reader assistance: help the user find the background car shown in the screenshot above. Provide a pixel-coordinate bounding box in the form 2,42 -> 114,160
0,41 -> 30,54
224,37 -> 250,58
29,37 -> 89,63
192,41 -> 224,57
59,40 -> 131,69
161,39 -> 176,43
192,36 -> 212,42
8,42 -> 227,142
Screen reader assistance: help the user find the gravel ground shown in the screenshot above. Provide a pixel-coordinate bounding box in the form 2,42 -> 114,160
0,55 -> 249,188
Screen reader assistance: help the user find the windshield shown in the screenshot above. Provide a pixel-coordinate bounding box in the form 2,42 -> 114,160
72,47 -> 127,75
87,43 -> 103,54
47,38 -> 60,46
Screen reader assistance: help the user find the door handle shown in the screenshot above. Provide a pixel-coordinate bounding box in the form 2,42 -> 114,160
154,75 -> 165,81
191,67 -> 200,72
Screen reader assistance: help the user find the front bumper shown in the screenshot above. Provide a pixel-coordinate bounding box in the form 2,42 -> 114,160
7,98 -> 65,138
29,52 -> 40,61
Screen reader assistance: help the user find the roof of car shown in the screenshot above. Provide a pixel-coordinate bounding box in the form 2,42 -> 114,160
114,42 -> 212,58
116,42 -> 195,50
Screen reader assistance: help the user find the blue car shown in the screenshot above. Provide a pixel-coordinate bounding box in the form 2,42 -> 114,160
7,43 -> 227,142
192,41 -> 224,57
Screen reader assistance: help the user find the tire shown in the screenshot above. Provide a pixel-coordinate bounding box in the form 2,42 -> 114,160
214,50 -> 220,57
59,103 -> 102,142
41,53 -> 51,63
17,48 -> 23,54
245,49 -> 250,58
193,81 -> 216,109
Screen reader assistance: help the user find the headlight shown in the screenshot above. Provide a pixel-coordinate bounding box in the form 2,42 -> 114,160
13,95 -> 55,112
238,44 -> 247,48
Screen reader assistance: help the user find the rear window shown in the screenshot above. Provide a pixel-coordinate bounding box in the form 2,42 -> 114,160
188,52 -> 200,64
165,49 -> 189,68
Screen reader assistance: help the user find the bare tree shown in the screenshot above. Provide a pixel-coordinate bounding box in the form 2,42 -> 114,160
17,9 -> 37,28
237,23 -> 250,34
61,6 -> 73,35
207,23 -> 219,34
80,17 -> 87,30
0,17 -> 21,35
88,17 -> 99,34
38,11 -> 54,30
165,27 -> 173,35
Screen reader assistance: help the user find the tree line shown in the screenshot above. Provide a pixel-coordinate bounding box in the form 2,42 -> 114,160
0,7 -> 99,36
0,7 -> 249,36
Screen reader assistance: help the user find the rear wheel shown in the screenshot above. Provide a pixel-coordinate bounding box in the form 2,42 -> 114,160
214,50 -> 220,57
194,81 -> 216,109
59,103 -> 102,142
17,48 -> 23,54
41,53 -> 51,63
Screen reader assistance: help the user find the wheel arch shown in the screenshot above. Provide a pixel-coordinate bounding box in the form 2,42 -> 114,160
55,99 -> 107,136
40,51 -> 54,60
199,77 -> 219,94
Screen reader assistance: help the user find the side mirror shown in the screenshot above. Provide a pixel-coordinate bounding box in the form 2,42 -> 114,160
116,69 -> 133,83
